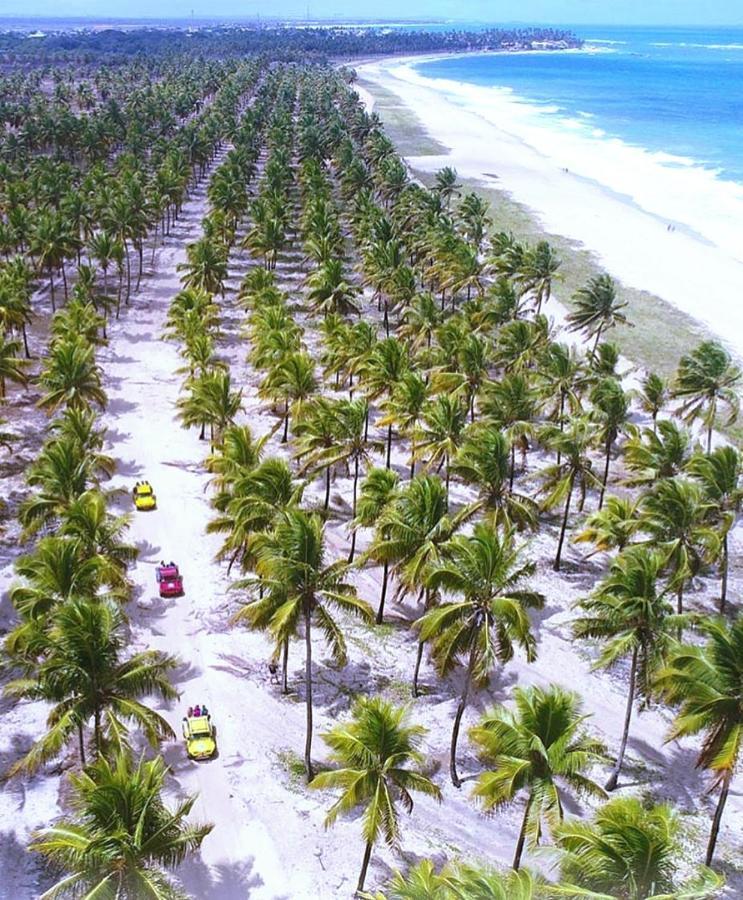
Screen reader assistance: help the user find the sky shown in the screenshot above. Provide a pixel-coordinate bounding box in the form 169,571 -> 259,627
3,0 -> 743,26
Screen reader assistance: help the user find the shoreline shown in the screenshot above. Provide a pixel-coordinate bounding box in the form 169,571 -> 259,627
354,55 -> 743,366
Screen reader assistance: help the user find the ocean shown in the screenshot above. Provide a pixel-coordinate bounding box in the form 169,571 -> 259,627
406,27 -> 743,267
415,26 -> 743,183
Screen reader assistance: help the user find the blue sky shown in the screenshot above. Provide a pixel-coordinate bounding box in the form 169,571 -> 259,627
3,0 -> 743,25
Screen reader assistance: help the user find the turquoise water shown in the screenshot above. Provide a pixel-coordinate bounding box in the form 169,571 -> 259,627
415,26 -> 743,183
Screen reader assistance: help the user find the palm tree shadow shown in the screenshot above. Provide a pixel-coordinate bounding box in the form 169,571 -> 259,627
0,829 -> 56,897
177,856 -> 268,900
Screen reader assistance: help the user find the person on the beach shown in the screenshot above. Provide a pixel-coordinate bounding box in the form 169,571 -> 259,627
193,705 -> 201,717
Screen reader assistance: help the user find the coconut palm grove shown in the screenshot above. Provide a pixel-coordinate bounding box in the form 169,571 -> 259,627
0,23 -> 741,900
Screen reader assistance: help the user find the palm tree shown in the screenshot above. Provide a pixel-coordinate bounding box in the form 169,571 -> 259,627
470,684 -> 607,870
260,351 -> 317,443
573,546 -> 689,791
0,333 -> 29,399
623,419 -> 693,487
656,616 -> 743,867
294,396 -> 342,510
312,697 -> 441,894
591,377 -> 630,508
434,166 -> 461,208
673,340 -> 741,452
377,370 -> 429,479
481,373 -> 540,489
573,495 -> 640,556
38,337 -> 107,413
360,337 -> 409,468
177,236 -> 227,295
5,598 -> 177,772
252,509 -> 373,779
687,445 -> 743,610
306,258 -> 361,318
414,394 -> 467,501
178,369 -> 242,448
552,797 -> 722,899
539,418 -> 601,571
364,474 -> 471,696
420,523 -> 545,786
639,477 -> 719,616
367,860 -> 544,900
519,240 -> 561,316
30,751 -> 211,899
352,467 -> 399,622
638,371 -> 669,434
567,274 -> 630,356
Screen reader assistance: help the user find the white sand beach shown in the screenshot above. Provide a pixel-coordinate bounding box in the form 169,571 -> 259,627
355,56 -> 743,360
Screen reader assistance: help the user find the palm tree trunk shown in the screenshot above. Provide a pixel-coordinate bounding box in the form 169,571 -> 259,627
282,639 -> 289,695
557,392 -> 565,466
348,455 -> 360,563
554,475 -> 575,571
385,422 -> 392,469
599,437 -> 612,510
21,323 -> 30,359
705,769 -> 732,867
707,422 -> 713,455
282,401 -> 289,443
591,323 -> 604,359
49,271 -> 56,312
509,444 -> 516,492
376,561 -> 389,624
605,645 -> 637,791
720,532 -> 729,612
93,708 -> 102,757
303,598 -> 314,781
512,794 -> 533,870
61,263 -> 68,300
451,637 -> 478,787
357,839 -> 374,894
323,467 -> 331,511
444,455 -> 450,505
78,723 -> 86,766
412,640 -> 425,698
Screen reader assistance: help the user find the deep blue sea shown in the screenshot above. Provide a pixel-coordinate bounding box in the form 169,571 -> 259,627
415,26 -> 743,183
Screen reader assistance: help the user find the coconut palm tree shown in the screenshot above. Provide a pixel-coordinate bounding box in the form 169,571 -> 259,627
177,368 -> 242,448
377,370 -> 429,479
367,860 -> 544,900
363,474 -> 472,696
306,258 -> 361,318
360,337 -> 410,468
518,240 -> 561,316
552,797 -> 722,899
58,490 -> 137,591
420,523 -> 545,786
414,395 -> 467,502
37,337 -> 107,413
209,457 -> 302,576
0,333 -> 29,399
260,351 -> 317,443
481,372 -> 540,490
638,476 -> 719,616
452,423 -> 539,532
30,751 -> 211,899
352,467 -> 399,623
294,396 -> 342,511
638,371 -> 669,434
434,166 -> 461,209
623,419 -> 694,487
312,697 -> 441,894
656,616 -> 743,867
573,495 -> 640,556
687,445 -> 743,610
539,418 -> 601,571
573,546 -> 689,791
567,274 -> 630,357
590,377 -> 630,508
673,340 -> 741,453
470,684 -> 607,870
251,509 -> 373,779
177,236 -> 227,295
5,598 -> 177,772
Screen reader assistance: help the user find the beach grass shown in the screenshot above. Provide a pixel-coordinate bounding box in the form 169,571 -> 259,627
360,77 -> 714,379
